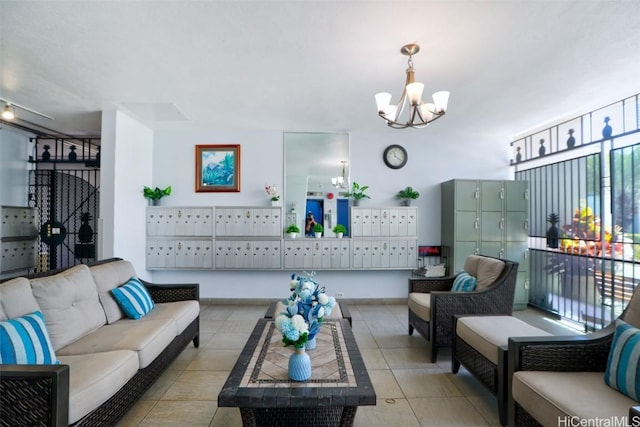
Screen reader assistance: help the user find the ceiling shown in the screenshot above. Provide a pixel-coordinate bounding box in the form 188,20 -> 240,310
1,0 -> 640,140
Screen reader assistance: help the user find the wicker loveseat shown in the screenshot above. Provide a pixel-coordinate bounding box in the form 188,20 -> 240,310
508,283 -> 640,426
0,258 -> 200,426
408,255 -> 519,362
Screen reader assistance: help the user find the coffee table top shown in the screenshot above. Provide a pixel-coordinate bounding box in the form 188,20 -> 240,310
218,318 -> 376,408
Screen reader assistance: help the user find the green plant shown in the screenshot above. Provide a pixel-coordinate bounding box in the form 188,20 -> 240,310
143,185 -> 172,200
346,182 -> 370,200
396,186 -> 420,199
286,224 -> 300,233
313,223 -> 324,233
332,224 -> 346,234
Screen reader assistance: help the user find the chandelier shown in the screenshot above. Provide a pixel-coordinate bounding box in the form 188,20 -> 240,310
375,44 -> 449,129
331,161 -> 348,189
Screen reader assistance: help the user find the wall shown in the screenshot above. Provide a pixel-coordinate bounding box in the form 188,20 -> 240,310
147,126 -> 512,299
0,126 -> 34,206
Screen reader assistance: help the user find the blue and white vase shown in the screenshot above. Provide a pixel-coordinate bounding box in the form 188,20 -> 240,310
288,347 -> 311,381
305,336 -> 317,350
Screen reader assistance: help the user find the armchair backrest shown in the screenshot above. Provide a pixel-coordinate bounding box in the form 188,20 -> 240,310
621,285 -> 640,328
464,255 -> 508,290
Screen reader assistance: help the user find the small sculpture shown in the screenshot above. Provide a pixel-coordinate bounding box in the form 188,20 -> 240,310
566,129 -> 576,148
602,117 -> 612,139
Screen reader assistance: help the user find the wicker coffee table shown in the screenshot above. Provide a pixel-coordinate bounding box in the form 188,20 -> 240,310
217,318 -> 375,427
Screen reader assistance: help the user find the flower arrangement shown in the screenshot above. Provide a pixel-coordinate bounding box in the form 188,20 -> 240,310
265,184 -> 279,201
275,272 -> 336,348
559,203 -> 623,258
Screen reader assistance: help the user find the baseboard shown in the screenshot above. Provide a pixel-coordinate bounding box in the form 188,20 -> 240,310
200,298 -> 408,305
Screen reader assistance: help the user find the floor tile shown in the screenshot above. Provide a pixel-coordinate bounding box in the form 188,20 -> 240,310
393,368 -> 464,398
138,400 -> 216,426
353,398 -> 421,427
408,397 -> 492,427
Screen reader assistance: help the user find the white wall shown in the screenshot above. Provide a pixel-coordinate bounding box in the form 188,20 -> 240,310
100,110 -> 153,277
146,127 -> 511,300
0,126 -> 35,206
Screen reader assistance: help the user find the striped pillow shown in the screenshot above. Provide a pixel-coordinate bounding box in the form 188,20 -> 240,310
451,272 -> 477,292
111,277 -> 155,319
604,319 -> 640,401
0,311 -> 59,364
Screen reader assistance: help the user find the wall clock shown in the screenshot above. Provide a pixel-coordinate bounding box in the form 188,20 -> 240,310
383,144 -> 408,169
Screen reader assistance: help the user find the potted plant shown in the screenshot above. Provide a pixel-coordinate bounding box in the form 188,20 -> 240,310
143,185 -> 172,206
313,223 -> 324,238
396,186 -> 420,206
332,224 -> 346,238
286,224 -> 300,238
346,182 -> 370,206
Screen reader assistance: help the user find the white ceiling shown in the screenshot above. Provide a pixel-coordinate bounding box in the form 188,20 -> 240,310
1,0 -> 640,139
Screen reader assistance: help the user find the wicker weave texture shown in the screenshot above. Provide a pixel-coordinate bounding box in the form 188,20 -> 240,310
240,406 -> 357,427
454,336 -> 498,393
0,377 -> 55,427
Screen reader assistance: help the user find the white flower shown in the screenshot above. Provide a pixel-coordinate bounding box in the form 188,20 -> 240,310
290,279 -> 298,290
301,280 -> 315,292
317,306 -> 325,318
291,314 -> 309,333
275,314 -> 287,329
318,293 -> 329,305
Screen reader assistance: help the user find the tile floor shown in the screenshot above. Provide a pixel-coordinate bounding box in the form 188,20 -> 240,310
116,303 -> 581,427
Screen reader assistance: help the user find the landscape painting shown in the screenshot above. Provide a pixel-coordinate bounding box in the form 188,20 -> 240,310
195,144 -> 241,192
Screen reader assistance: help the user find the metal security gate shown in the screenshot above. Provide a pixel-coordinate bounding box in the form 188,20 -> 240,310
28,137 -> 100,272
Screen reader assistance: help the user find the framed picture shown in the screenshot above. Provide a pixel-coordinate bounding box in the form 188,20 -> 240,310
195,144 -> 241,192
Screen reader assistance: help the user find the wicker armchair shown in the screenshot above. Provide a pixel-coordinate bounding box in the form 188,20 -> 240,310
507,284 -> 640,426
408,255 -> 519,362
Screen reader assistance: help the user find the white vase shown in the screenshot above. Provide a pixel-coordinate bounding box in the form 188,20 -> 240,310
287,232 -> 297,239
315,232 -> 322,238
271,200 -> 281,207
336,232 -> 343,239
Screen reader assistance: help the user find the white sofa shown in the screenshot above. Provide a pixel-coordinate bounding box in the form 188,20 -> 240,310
0,258 -> 200,426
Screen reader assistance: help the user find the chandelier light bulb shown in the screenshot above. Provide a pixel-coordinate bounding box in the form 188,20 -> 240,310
432,91 -> 450,113
406,82 -> 424,106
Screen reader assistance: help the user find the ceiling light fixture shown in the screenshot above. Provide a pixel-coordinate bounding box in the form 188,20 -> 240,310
0,97 -> 54,121
331,161 -> 348,189
2,104 -> 15,120
375,43 -> 449,129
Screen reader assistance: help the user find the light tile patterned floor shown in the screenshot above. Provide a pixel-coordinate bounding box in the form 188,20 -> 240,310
115,303 -> 579,427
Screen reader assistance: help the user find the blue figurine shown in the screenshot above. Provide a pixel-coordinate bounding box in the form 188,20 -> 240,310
538,139 -> 546,156
602,117 -> 612,139
566,129 -> 576,148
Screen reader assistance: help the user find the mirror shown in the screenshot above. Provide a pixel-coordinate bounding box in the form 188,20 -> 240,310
284,132 -> 350,237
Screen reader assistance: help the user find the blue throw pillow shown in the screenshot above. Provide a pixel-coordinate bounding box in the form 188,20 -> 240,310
451,272 -> 477,292
111,277 -> 155,319
0,311 -> 59,364
604,319 -> 640,401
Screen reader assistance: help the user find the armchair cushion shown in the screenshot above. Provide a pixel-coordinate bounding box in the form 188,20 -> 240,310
605,320 -> 640,401
408,292 -> 431,321
463,255 -> 505,289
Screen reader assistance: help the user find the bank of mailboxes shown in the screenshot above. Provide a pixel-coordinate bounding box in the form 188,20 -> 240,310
1,206 -> 39,273
146,206 -> 418,270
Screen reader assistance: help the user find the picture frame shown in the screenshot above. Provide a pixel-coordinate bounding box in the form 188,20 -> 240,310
195,144 -> 241,192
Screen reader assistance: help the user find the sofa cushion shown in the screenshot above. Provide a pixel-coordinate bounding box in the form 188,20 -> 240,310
56,317 -> 175,369
605,320 -> 640,400
111,277 -> 155,319
0,311 -> 59,364
58,350 -> 139,424
408,292 -> 431,321
456,316 -> 551,364
30,265 -> 106,350
463,255 -> 482,277
115,301 -> 200,335
0,277 -> 40,321
90,260 -> 137,324
512,371 -> 636,425
451,272 -> 477,292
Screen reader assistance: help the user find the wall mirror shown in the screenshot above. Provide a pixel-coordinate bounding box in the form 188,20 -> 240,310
284,132 -> 350,237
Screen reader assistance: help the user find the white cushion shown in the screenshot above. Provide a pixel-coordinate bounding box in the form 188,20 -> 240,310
456,316 -> 551,364
90,260 -> 137,324
30,265 -> 106,350
56,317 -> 175,369
408,292 -> 431,321
58,350 -> 138,424
0,277 -> 40,321
513,371 -> 636,425
115,301 -> 199,335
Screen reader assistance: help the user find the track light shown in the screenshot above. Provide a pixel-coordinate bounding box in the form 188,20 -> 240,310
0,97 -> 54,121
2,104 -> 15,120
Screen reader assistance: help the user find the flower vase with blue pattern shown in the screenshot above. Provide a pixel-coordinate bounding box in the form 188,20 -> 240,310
289,347 -> 311,381
305,335 -> 317,350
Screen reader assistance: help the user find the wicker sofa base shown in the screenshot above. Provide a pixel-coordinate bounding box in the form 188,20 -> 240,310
409,308 -> 441,362
514,401 -> 543,427
73,318 -> 199,426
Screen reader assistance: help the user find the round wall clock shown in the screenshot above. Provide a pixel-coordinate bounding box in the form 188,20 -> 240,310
383,144 -> 408,169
